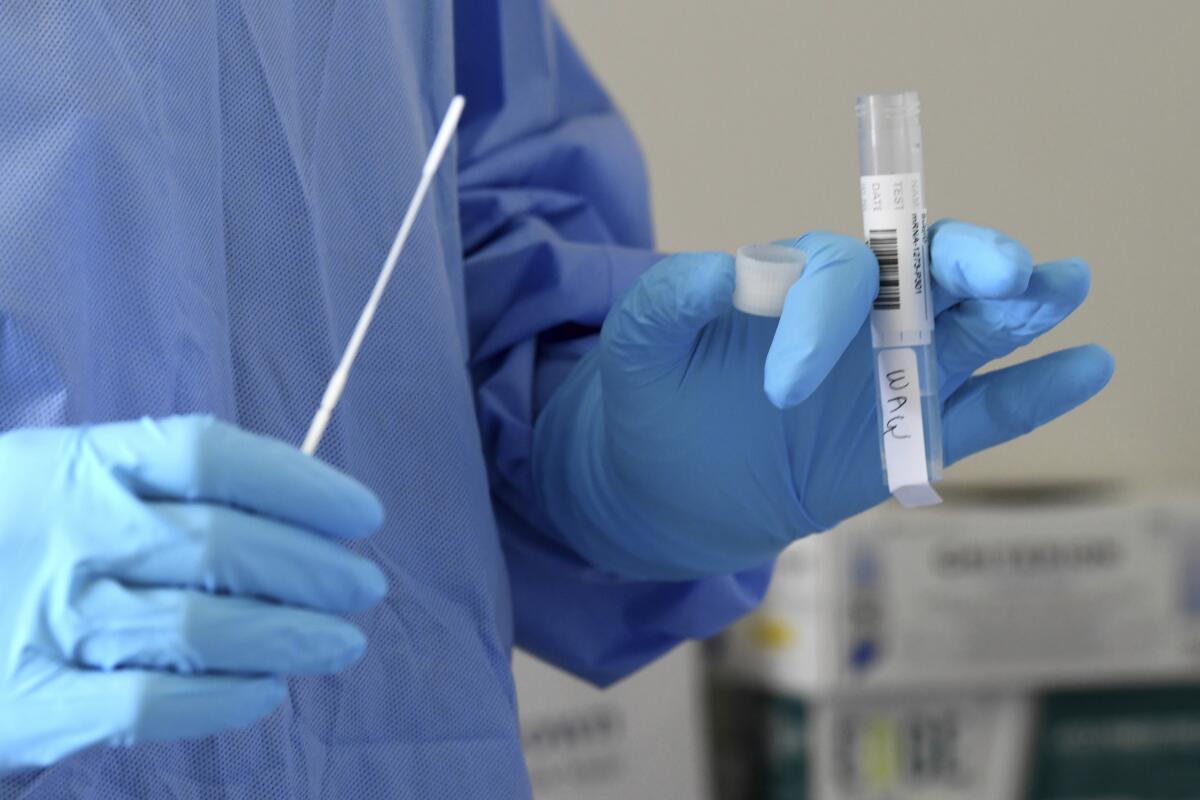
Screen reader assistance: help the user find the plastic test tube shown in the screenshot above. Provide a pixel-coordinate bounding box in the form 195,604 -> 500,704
857,92 -> 943,507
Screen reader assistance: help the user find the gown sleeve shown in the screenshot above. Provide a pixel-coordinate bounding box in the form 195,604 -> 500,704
456,0 -> 772,686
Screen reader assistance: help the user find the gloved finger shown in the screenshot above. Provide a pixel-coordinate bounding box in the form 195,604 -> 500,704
943,344 -> 1114,466
3,667 -> 285,768
600,251 -> 734,372
937,259 -> 1091,397
81,416 -> 383,539
103,502 -> 386,614
764,232 -> 878,408
71,580 -> 368,676
929,219 -> 1034,315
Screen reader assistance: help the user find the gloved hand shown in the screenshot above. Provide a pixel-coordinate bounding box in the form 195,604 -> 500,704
0,415 -> 386,773
534,220 -> 1114,579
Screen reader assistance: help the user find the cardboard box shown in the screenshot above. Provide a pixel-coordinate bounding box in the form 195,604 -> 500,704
513,644 -> 707,799
709,681 -> 1200,800
714,487 -> 1200,694
810,691 -> 1031,800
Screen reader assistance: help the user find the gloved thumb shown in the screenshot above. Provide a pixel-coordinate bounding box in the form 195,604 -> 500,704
763,232 -> 879,408
600,251 -> 735,371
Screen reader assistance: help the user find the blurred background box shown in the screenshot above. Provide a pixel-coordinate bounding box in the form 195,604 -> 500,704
712,487 -> 1200,694
707,487 -> 1200,799
710,682 -> 1200,800
512,645 -> 707,799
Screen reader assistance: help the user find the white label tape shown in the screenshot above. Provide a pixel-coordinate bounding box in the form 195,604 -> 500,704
876,347 -> 941,508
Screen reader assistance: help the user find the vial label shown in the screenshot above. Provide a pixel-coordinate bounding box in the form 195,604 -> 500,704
861,173 -> 933,345
877,347 -> 940,508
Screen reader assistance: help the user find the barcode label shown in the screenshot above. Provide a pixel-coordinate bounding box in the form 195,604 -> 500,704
868,228 -> 901,311
860,172 -> 934,343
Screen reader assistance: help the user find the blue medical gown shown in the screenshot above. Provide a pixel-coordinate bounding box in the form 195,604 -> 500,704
0,2 -> 771,797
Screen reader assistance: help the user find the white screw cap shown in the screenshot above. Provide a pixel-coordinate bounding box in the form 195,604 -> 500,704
733,244 -> 806,317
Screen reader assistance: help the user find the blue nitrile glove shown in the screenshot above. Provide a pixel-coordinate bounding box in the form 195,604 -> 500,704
534,221 -> 1114,579
0,416 -> 386,773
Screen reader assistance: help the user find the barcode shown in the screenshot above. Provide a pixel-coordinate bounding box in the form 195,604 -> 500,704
868,228 -> 900,311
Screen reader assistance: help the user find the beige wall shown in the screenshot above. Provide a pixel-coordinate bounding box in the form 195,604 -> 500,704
554,0 -> 1199,490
